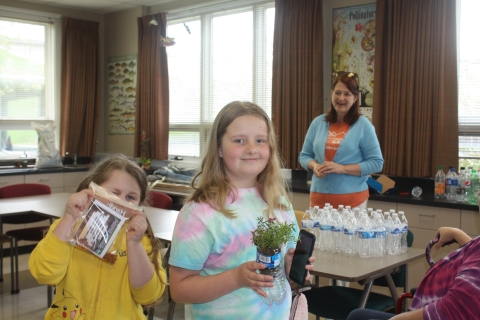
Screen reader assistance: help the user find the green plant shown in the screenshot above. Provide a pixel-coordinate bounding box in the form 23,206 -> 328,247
251,216 -> 298,251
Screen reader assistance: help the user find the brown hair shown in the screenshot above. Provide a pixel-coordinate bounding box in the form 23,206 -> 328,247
325,72 -> 361,125
185,101 -> 290,218
76,154 -> 163,284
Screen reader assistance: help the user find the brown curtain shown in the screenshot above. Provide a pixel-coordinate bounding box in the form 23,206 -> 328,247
272,0 -> 323,170
60,18 -> 100,158
134,13 -> 169,160
373,0 -> 458,177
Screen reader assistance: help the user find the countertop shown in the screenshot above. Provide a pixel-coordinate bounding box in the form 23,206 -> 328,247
290,179 -> 479,212
0,165 -> 90,176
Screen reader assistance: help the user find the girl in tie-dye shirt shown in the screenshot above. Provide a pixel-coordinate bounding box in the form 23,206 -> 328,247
169,101 -> 315,320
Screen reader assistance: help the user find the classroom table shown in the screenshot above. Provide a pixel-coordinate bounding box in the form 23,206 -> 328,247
0,192 -> 180,234
310,247 -> 425,308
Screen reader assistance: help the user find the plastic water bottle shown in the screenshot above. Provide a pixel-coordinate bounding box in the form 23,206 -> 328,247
464,167 -> 471,203
357,213 -> 373,258
373,213 -> 386,257
388,213 -> 402,255
398,211 -> 408,253
457,167 -> 466,202
337,204 -> 344,215
434,166 -> 446,199
445,167 -> 458,201
342,212 -> 357,257
367,208 -> 374,220
383,212 -> 393,255
301,209 -> 314,234
468,169 -> 479,205
311,206 -> 321,247
330,211 -> 343,253
257,249 -> 287,305
319,209 -> 332,251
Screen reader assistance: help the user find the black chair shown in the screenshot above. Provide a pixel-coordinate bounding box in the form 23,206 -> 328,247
145,190 -> 175,320
0,183 -> 52,294
304,230 -> 414,320
0,233 -> 15,293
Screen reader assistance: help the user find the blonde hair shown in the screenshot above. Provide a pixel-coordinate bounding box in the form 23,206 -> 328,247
185,101 -> 290,218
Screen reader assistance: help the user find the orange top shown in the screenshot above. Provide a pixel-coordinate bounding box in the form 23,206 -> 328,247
324,122 -> 350,161
312,121 -> 368,208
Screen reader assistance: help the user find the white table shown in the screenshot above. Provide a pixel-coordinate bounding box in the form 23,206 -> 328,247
0,192 -> 179,235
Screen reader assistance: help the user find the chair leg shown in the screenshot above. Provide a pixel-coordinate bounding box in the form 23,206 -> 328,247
10,238 -> 14,294
167,299 -> 176,320
48,285 -> 54,307
146,306 -> 155,320
12,237 -> 19,294
0,242 -> 3,282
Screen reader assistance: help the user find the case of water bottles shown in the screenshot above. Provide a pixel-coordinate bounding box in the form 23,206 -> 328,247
301,205 -> 408,258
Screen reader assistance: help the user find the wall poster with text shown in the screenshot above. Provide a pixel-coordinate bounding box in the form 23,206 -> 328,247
107,53 -> 137,135
332,3 -> 376,119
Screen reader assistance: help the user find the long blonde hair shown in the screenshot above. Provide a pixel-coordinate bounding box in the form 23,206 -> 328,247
185,101 -> 290,218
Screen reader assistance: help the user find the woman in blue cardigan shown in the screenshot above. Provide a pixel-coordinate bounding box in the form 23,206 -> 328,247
298,72 -> 383,210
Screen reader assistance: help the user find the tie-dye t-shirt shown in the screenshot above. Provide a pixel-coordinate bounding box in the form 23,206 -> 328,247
410,236 -> 480,319
169,187 -> 299,320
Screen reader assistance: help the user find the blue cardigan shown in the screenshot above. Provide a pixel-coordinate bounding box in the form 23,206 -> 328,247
298,115 -> 384,195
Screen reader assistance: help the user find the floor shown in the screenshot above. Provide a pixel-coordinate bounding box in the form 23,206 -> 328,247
1,254 -> 319,320
0,254 -> 185,320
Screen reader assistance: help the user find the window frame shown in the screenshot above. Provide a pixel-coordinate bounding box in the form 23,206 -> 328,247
0,6 -> 61,154
166,2 -> 275,161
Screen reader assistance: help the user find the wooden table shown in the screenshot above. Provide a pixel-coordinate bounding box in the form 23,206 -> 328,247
310,247 -> 425,308
0,192 -> 179,235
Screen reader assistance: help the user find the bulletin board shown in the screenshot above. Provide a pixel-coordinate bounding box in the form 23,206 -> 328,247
332,3 -> 376,115
107,54 -> 137,135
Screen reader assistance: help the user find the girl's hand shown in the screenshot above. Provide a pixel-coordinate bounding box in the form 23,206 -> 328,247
233,261 -> 274,297
284,248 -> 315,284
126,210 -> 148,243
65,189 -> 94,219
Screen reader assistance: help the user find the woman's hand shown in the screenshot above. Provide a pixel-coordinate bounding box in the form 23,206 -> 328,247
317,161 -> 344,176
126,210 -> 148,243
284,248 -> 315,284
65,189 -> 94,219
233,261 -> 273,297
433,227 -> 471,250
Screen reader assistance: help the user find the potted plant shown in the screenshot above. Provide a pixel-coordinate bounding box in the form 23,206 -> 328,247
251,216 -> 297,304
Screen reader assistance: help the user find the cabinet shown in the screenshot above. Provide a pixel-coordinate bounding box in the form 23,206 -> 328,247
0,175 -> 24,187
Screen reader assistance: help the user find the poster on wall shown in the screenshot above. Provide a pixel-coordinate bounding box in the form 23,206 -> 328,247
332,3 -> 376,119
107,53 -> 137,135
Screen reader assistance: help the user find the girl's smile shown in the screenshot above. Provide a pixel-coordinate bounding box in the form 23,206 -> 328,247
219,115 -> 270,188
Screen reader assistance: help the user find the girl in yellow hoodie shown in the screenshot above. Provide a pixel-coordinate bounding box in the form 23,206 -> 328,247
29,154 -> 166,319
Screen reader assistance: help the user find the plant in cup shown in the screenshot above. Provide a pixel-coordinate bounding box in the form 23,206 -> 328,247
251,216 -> 297,304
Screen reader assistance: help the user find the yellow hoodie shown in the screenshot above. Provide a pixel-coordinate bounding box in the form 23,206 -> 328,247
29,219 -> 166,319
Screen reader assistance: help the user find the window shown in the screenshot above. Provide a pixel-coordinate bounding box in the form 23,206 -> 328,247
0,7 -> 60,159
166,2 -> 275,159
458,0 -> 480,169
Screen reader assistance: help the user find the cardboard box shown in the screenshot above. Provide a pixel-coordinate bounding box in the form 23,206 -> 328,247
367,175 -> 395,194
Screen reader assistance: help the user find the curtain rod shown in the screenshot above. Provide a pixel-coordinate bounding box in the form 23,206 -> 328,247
0,5 -> 61,19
